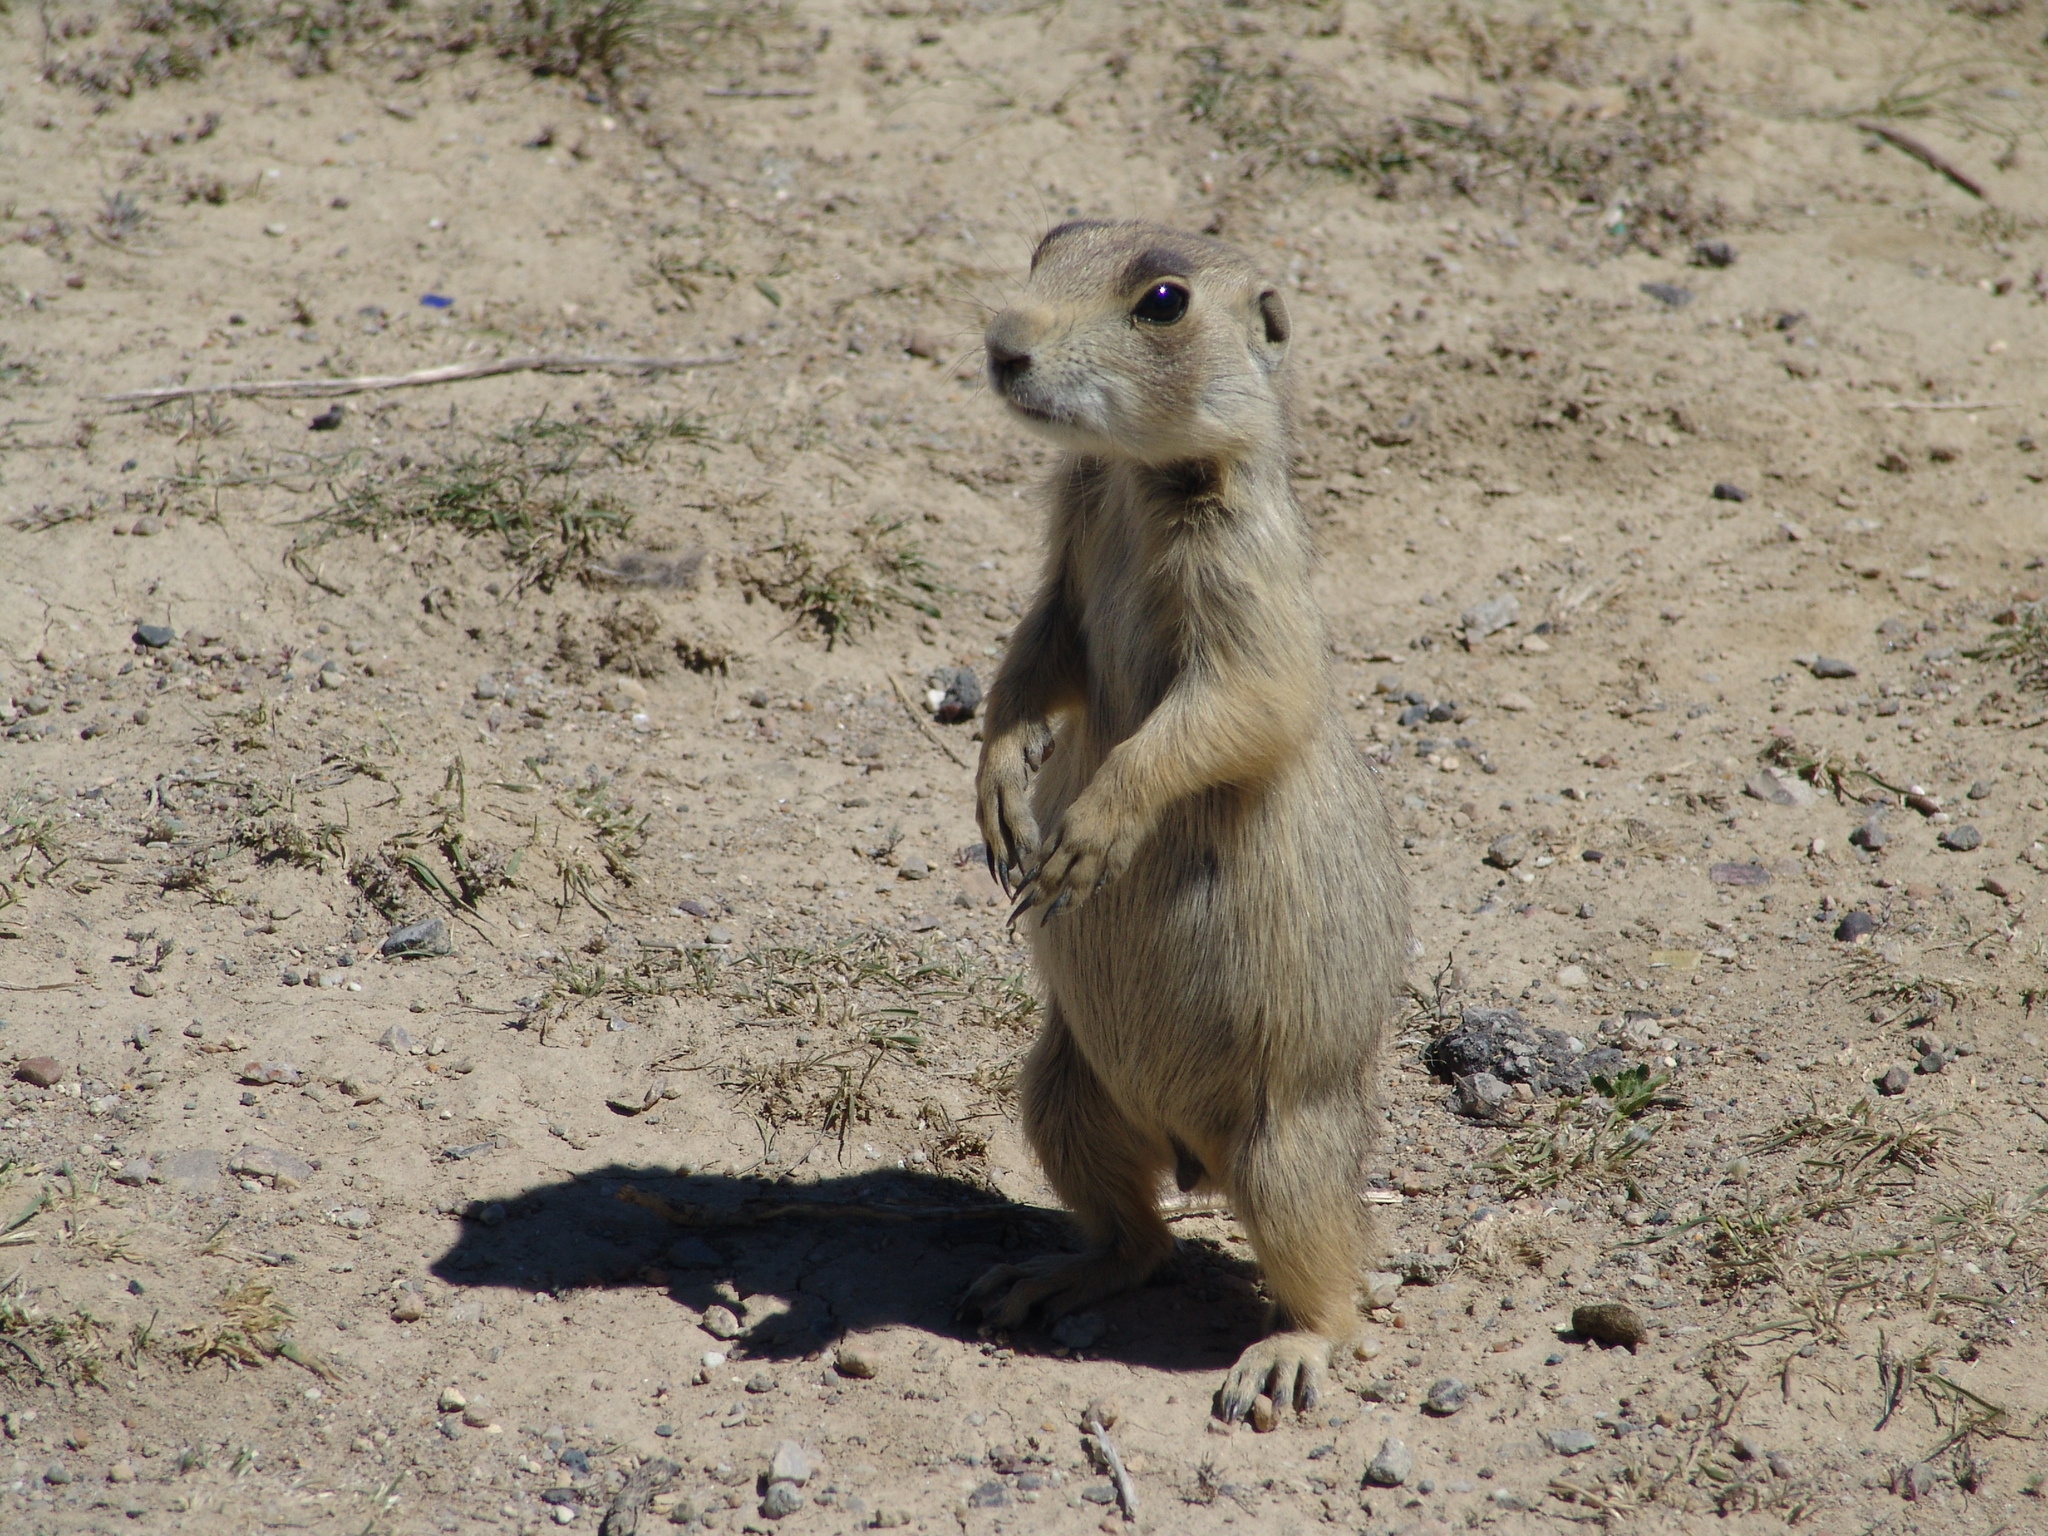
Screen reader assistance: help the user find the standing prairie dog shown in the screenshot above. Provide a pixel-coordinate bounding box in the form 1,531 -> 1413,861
961,220 -> 1409,1421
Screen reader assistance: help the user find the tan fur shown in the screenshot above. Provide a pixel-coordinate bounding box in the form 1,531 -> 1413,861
961,220 -> 1410,1422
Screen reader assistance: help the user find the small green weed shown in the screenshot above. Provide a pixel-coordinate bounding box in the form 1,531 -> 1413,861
738,514 -> 943,647
1491,1064 -> 1679,1195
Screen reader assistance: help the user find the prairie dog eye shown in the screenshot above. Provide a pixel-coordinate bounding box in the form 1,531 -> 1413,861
1131,282 -> 1190,325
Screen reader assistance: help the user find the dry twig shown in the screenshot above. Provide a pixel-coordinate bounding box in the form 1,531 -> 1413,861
100,353 -> 737,407
1854,121 -> 1988,200
1084,1402 -> 1138,1522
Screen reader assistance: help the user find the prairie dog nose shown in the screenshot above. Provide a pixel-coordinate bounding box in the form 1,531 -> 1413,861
984,312 -> 1034,391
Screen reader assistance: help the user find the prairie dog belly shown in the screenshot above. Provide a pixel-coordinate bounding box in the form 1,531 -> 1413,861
1028,723 -> 1402,1135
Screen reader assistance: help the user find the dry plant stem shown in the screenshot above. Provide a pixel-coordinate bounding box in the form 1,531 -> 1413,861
1862,400 -> 2020,412
99,353 -> 739,406
1085,1410 -> 1138,1522
1853,121 -> 1988,200
888,675 -> 970,769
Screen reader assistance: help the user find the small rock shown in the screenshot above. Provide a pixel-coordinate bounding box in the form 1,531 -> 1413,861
1543,1428 -> 1598,1456
107,1459 -> 136,1483
701,1305 -> 742,1340
461,1400 -> 496,1429
1875,1064 -> 1912,1097
1835,911 -> 1878,943
926,665 -> 982,723
131,973 -> 158,998
1484,833 -> 1526,869
1639,281 -> 1693,307
897,854 -> 930,882
965,1480 -> 1010,1508
1050,1311 -> 1106,1350
1361,1271 -> 1403,1310
1915,1051 -> 1945,1077
1939,824 -> 1982,852
1364,1437 -> 1412,1487
1454,1071 -> 1513,1120
1744,769 -> 1817,808
133,623 -> 176,649
1425,1007 -> 1621,1096
44,1463 -> 71,1485
158,1148 -> 223,1195
1710,481 -> 1748,502
438,1386 -> 468,1413
15,1056 -> 64,1088
1731,1436 -> 1762,1462
114,1157 -> 152,1187
1554,964 -> 1589,990
1571,1302 -> 1646,1349
1849,816 -> 1888,851
1709,861 -> 1772,886
744,1373 -> 777,1395
1461,594 -> 1519,640
382,916 -> 451,956
1766,1451 -> 1797,1480
391,1293 -> 424,1323
1248,1394 -> 1276,1433
769,1441 -> 814,1486
1807,657 -> 1858,679
1967,779 -> 1993,801
238,1060 -> 303,1086
228,1145 -> 314,1188
1080,1483 -> 1118,1505
1497,691 -> 1536,712
1423,1378 -> 1469,1417
834,1344 -> 877,1379
1692,240 -> 1737,268
379,1025 -> 414,1054
905,329 -> 944,360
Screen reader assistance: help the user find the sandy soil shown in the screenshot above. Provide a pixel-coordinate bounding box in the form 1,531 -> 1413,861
3,2 -> 2048,1534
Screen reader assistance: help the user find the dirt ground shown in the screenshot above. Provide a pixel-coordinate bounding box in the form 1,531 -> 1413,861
3,2 -> 2048,1533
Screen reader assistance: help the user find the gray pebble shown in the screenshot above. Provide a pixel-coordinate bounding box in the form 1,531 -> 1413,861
1453,1071 -> 1512,1120
1639,281 -> 1693,307
1461,594 -> 1518,640
1692,239 -> 1737,268
1363,1437 -> 1412,1487
897,854 -> 930,881
744,1372 -> 777,1394
1423,1378 -> 1469,1417
927,665 -> 982,723
1939,824 -> 1982,852
382,916 -> 451,956
379,1025 -> 414,1054
761,1480 -> 804,1519
132,624 -> 176,649
114,1157 -> 153,1187
1484,832 -> 1526,869
1968,780 -> 1993,800
1916,1051 -> 1945,1077
966,1480 -> 1010,1508
768,1441 -> 814,1485
1876,1064 -> 1912,1097
1080,1483 -> 1118,1505
1710,481 -> 1747,502
1834,911 -> 1878,943
700,1304 -> 741,1339
44,1462 -> 71,1485
1808,656 -> 1858,679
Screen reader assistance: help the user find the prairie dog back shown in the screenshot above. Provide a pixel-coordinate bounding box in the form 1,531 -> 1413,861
963,220 -> 1408,1423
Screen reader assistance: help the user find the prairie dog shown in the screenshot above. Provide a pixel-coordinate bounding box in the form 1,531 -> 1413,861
962,220 -> 1409,1421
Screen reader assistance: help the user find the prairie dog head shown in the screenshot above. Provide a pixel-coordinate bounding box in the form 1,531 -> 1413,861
984,220 -> 1291,467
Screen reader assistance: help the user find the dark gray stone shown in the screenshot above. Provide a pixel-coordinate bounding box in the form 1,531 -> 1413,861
1423,1378 -> 1469,1417
1876,1064 -> 1912,1097
1710,481 -> 1747,502
761,1481 -> 804,1519
1640,282 -> 1693,307
1939,824 -> 1982,852
382,916 -> 451,956
133,624 -> 175,648
1692,240 -> 1737,268
1808,657 -> 1858,679
1835,911 -> 1878,943
1544,1428 -> 1597,1456
927,666 -> 982,724
1424,1008 -> 1618,1095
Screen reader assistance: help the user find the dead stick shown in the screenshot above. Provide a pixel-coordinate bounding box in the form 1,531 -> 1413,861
99,353 -> 739,407
889,675 -> 970,769
1862,400 -> 2019,412
1084,1407 -> 1138,1522
1854,121 -> 1988,201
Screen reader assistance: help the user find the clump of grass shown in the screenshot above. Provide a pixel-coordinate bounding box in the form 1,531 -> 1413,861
1491,1064 -> 1680,1195
1965,603 -> 2048,691
236,810 -> 342,871
738,514 -> 943,647
1746,1096 -> 1953,1191
294,409 -> 636,592
98,189 -> 148,241
176,1279 -> 332,1377
487,0 -> 673,83
724,1028 -> 923,1158
1,795 -> 68,906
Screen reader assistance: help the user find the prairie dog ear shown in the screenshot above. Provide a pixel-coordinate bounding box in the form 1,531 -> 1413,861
1254,288 -> 1291,371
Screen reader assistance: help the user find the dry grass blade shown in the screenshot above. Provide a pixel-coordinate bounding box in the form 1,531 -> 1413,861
1965,603 -> 2048,692
1747,1096 -> 1955,1187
